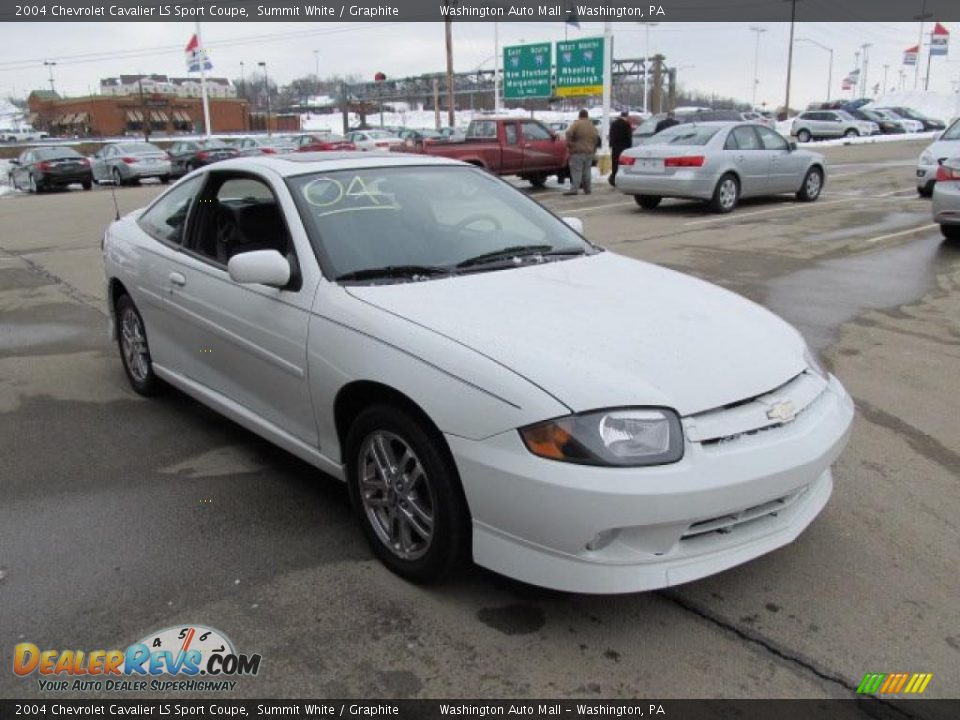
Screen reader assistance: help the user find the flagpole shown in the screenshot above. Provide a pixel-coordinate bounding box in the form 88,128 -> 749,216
494,22 -> 501,113
196,21 -> 212,137
924,38 -> 933,91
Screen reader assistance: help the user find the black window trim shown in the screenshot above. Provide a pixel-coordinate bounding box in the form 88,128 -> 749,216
136,173 -> 206,250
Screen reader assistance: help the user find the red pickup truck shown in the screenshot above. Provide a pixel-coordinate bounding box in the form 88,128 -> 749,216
393,117 -> 569,187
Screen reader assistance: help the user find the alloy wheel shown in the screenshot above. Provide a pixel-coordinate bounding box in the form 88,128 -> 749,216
120,307 -> 150,383
719,178 -> 737,210
358,431 -> 436,561
805,170 -> 822,199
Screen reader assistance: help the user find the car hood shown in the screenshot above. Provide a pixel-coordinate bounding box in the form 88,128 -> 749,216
346,252 -> 807,417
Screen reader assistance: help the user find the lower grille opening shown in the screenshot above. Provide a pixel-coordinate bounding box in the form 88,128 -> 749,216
681,488 -> 807,540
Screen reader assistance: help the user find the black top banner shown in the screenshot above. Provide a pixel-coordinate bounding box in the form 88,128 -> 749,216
1,0 -> 959,23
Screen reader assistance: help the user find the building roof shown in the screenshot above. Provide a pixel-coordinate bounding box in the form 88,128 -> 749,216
29,90 -> 60,100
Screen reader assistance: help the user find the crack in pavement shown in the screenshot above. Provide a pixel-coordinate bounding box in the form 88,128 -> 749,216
659,591 -> 930,720
0,245 -> 107,319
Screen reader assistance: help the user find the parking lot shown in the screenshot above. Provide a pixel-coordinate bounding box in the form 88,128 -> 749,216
0,137 -> 957,701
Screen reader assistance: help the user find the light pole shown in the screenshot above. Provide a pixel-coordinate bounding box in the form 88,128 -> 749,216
859,43 -> 871,97
913,0 -> 932,89
640,22 -> 659,114
258,61 -> 271,135
43,61 -> 57,95
795,38 -> 833,101
784,0 -> 797,117
882,63 -> 889,95
749,26 -> 767,110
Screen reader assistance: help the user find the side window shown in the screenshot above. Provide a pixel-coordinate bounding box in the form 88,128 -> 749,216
504,124 -> 518,145
731,126 -> 760,150
138,175 -> 204,245
193,176 -> 291,266
521,121 -> 552,141
757,127 -> 788,151
825,112 -> 838,122
468,121 -> 496,139
21,152 -> 33,164
724,131 -> 739,150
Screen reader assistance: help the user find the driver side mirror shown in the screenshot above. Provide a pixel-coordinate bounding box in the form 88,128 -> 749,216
9,159 -> 19,165
562,216 -> 584,234
227,250 -> 291,288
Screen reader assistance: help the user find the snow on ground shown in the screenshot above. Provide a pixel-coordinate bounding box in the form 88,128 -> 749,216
0,159 -> 17,197
865,90 -> 960,124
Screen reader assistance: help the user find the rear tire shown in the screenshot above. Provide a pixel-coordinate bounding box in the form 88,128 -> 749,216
82,181 -> 92,191
527,174 -> 548,188
844,129 -> 859,138
796,129 -> 811,143
942,224 -> 960,241
918,184 -> 933,198
116,294 -> 162,397
710,173 -> 739,214
159,175 -> 170,184
112,167 -> 124,187
346,404 -> 470,584
635,195 -> 662,209
796,166 -> 824,202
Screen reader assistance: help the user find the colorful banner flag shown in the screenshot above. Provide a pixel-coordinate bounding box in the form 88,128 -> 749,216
841,77 -> 854,91
930,23 -> 949,56
903,45 -> 919,65
185,34 -> 213,73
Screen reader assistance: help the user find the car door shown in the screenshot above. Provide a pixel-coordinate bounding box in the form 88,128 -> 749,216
726,125 -> 767,197
821,112 -> 844,137
756,126 -> 804,192
500,122 -> 524,175
519,120 -> 559,172
160,170 -> 320,445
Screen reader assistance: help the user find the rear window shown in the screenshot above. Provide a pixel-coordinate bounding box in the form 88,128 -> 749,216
942,119 -> 960,141
117,143 -> 161,153
650,125 -> 720,146
34,147 -> 81,159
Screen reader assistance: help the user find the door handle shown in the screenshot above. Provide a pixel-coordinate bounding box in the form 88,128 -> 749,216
524,143 -> 533,148
168,272 -> 186,287
736,155 -> 745,162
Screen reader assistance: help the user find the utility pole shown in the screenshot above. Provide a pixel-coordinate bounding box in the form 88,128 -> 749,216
493,22 -> 501,112
433,78 -> 441,130
882,64 -> 889,95
444,5 -> 455,128
914,0 -> 931,89
258,61 -> 271,135
43,61 -> 57,95
137,77 -> 149,142
859,43 -> 871,97
784,0 -> 797,117
749,26 -> 767,110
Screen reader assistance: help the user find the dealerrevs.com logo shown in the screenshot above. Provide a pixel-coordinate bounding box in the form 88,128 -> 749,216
14,625 -> 262,693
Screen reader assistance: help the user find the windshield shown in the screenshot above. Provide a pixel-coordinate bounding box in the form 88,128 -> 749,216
942,118 -> 960,141
287,166 -> 592,282
367,130 -> 395,139
117,143 -> 162,153
836,110 -> 856,121
645,124 -> 720,146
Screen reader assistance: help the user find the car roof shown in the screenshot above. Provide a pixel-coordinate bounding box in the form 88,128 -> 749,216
209,152 -> 463,177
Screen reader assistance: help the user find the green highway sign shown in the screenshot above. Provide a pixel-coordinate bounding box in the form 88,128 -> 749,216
503,42 -> 552,99
556,37 -> 605,97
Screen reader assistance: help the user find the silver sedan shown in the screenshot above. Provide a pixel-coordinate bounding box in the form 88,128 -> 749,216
616,122 -> 826,213
91,142 -> 172,186
931,156 -> 960,241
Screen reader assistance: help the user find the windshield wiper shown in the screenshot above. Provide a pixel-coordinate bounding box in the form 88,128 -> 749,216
336,265 -> 451,282
456,245 -> 585,270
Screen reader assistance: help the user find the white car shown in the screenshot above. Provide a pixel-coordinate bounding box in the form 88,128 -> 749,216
102,154 -> 854,593
345,129 -> 404,152
917,117 -> 960,197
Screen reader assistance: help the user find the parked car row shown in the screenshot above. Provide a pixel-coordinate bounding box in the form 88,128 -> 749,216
791,103 -> 944,142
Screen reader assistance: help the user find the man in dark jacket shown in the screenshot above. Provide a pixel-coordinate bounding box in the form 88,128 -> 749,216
654,110 -> 680,134
608,111 -> 633,186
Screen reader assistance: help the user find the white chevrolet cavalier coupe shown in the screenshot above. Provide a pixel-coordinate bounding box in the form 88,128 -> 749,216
102,153 -> 854,593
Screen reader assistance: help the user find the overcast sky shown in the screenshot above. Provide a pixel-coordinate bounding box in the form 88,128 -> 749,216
1,22 -> 958,109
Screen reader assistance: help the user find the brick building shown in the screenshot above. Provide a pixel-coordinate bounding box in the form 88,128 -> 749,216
27,90 -> 249,137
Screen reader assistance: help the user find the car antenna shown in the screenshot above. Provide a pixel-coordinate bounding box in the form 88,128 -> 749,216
95,125 -> 121,221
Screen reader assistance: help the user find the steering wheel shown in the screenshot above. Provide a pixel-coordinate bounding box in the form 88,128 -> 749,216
453,214 -> 502,233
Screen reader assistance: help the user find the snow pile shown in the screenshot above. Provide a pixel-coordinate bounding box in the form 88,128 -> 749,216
865,90 -> 960,124
0,159 -> 18,197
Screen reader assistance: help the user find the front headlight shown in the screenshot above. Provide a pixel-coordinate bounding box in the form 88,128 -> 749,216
519,408 -> 684,467
920,152 -> 934,165
803,346 -> 829,381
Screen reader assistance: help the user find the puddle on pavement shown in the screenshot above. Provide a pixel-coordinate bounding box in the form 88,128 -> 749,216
764,235 -> 960,351
806,212 -> 927,242
0,322 -> 86,350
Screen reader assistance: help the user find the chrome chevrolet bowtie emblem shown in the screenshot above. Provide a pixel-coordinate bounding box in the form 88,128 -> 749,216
767,400 -> 798,424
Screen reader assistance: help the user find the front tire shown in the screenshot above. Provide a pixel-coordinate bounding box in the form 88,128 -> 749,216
116,294 -> 162,397
844,128 -> 859,138
796,129 -> 811,143
527,173 -> 548,188
918,183 -> 934,198
112,167 -> 124,186
82,181 -> 92,191
710,173 -> 739,213
635,195 -> 662,209
796,166 -> 824,202
346,405 -> 470,584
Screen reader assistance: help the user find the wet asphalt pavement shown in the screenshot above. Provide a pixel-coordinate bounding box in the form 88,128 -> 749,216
0,138 -> 958,704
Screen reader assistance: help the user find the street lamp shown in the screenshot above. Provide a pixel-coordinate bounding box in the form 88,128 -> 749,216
639,22 -> 659,113
258,61 -> 271,135
43,60 -> 57,95
749,26 -> 767,110
313,50 -> 320,79
795,38 -> 834,101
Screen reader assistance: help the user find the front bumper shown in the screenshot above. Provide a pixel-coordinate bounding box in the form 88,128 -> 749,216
615,168 -> 718,200
449,375 -> 854,594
